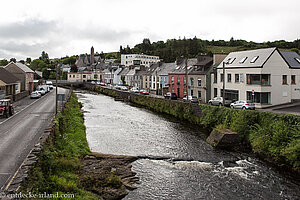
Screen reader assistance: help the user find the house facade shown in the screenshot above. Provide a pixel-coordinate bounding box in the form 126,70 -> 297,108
67,72 -> 102,82
0,68 -> 21,98
211,48 -> 300,108
188,55 -> 213,103
121,54 -> 160,67
5,62 -> 34,92
168,58 -> 196,98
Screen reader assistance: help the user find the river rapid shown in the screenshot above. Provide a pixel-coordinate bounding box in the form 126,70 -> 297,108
77,92 -> 300,200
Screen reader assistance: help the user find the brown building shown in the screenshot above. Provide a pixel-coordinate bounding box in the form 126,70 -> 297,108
0,68 -> 21,98
4,62 -> 34,92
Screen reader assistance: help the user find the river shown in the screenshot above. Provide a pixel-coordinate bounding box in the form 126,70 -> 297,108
77,92 -> 300,200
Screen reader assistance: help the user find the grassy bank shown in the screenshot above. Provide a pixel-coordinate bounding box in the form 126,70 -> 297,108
199,104 -> 300,173
21,93 -> 98,199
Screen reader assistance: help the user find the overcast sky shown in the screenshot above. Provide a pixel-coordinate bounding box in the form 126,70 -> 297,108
0,0 -> 299,60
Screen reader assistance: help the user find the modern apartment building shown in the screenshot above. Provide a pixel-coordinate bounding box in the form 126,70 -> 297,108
211,48 -> 300,108
121,54 -> 160,67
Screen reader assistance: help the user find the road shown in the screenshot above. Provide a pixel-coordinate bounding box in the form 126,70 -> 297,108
0,87 -> 69,191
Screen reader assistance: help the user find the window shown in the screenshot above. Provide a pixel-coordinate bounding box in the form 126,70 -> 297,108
177,77 -> 180,84
149,76 -> 152,81
214,88 -> 217,97
184,77 -> 186,85
171,76 -> 174,84
69,75 -> 72,78
190,78 -> 194,86
291,75 -> 296,84
153,83 -> 155,88
235,74 -> 239,82
250,56 -> 259,63
73,75 -> 75,78
221,74 -> 224,82
83,75 -> 86,78
146,83 -> 147,88
247,74 -> 270,85
184,88 -> 186,94
191,90 -> 193,96
153,77 -> 156,82
198,79 -> 201,87
239,57 -> 248,63
295,58 -> 300,64
172,87 -> 174,93
213,72 -> 217,83
247,92 -> 270,104
220,89 -> 239,101
227,58 -> 236,64
282,75 -> 287,85
198,91 -> 201,100
228,74 -> 232,82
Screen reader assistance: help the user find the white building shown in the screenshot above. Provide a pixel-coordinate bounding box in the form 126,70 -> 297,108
121,54 -> 160,67
211,48 -> 300,108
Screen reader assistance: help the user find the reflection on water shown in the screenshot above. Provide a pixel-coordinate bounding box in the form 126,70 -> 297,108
77,92 -> 300,200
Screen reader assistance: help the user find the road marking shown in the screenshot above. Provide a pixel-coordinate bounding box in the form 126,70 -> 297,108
0,91 -> 53,125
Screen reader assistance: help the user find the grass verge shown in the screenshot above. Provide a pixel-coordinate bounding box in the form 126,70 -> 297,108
20,93 -> 99,199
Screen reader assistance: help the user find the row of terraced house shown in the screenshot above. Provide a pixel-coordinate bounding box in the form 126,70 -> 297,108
68,47 -> 300,108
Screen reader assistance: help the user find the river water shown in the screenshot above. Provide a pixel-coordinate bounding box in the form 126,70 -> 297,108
77,92 -> 300,200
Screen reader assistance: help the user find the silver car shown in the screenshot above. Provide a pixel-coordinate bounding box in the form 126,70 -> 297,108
30,91 -> 41,99
230,100 -> 255,110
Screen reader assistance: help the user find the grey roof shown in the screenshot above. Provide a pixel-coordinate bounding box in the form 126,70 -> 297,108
169,58 -> 197,74
0,68 -> 20,84
280,51 -> 300,69
218,47 -> 276,69
157,63 -> 176,76
118,67 -> 130,76
6,62 -> 34,73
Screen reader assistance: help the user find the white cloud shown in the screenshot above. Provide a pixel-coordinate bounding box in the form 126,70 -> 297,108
0,0 -> 299,60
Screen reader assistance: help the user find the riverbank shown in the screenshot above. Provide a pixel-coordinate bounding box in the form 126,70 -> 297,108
83,85 -> 299,175
20,93 -> 139,200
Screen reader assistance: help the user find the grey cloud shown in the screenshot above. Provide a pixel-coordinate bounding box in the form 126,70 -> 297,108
0,19 -> 57,39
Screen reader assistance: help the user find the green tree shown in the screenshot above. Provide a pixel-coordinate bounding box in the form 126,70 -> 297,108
39,51 -> 50,64
0,59 -> 8,66
26,58 -> 32,64
10,58 -> 16,63
121,75 -> 126,85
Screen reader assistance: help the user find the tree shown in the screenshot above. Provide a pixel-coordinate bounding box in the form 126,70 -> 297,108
0,59 -> 8,66
10,58 -> 16,63
26,58 -> 31,64
19,60 -> 25,64
39,51 -> 50,64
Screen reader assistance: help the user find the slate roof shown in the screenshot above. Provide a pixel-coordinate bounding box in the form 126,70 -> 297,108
217,47 -> 276,69
280,51 -> 300,69
157,63 -> 176,76
169,58 -> 197,74
0,68 -> 20,84
6,62 -> 34,73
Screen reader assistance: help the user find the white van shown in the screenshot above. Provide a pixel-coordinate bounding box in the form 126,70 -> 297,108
46,81 -> 54,90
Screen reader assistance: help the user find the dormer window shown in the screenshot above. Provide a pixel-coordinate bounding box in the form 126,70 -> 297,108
176,66 -> 180,70
239,57 -> 248,64
295,57 -> 300,64
227,58 -> 236,64
250,56 -> 259,63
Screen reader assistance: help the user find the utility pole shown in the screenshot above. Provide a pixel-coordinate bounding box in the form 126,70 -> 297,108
222,61 -> 225,106
55,63 -> 58,115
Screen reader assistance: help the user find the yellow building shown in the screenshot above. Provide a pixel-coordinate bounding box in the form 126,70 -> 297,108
67,72 -> 103,82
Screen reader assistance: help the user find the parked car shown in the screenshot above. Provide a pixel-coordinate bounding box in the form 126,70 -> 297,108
115,85 -> 122,90
91,81 -> 96,85
183,95 -> 199,103
100,82 -> 106,86
120,86 -> 128,91
0,99 -> 14,118
130,87 -> 139,93
208,97 -> 232,106
46,81 -> 54,90
30,91 -> 41,99
139,90 -> 149,95
164,92 -> 177,100
36,87 -> 46,95
230,100 -> 255,110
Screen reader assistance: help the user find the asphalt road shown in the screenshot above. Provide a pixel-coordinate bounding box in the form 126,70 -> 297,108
0,87 -> 69,191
